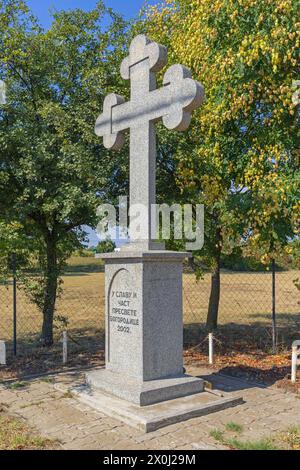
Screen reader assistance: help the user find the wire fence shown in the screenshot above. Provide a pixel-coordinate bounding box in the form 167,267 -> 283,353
0,264 -> 299,359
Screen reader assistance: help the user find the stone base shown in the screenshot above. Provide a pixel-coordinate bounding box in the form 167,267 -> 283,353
86,369 -> 204,406
73,384 -> 243,433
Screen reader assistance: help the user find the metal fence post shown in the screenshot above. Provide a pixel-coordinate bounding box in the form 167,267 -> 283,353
208,332 -> 214,365
62,331 -> 68,364
12,253 -> 17,356
271,258 -> 277,354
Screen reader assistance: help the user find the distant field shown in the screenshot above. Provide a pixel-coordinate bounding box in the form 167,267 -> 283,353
65,256 -> 104,272
0,256 -> 299,344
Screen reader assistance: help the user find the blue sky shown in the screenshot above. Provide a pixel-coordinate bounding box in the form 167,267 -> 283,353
27,0 -> 157,28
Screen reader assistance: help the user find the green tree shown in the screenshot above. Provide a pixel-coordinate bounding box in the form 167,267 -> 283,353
0,0 -> 128,345
95,238 -> 116,253
144,0 -> 299,330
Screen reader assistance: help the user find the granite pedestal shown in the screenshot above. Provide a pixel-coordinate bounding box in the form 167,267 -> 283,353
87,250 -> 204,405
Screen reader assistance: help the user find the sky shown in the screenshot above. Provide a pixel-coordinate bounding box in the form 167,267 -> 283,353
26,0 -> 157,28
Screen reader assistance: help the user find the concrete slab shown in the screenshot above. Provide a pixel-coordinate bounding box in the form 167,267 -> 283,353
72,385 -> 243,433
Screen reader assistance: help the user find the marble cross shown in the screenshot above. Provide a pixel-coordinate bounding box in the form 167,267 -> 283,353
95,34 -> 204,248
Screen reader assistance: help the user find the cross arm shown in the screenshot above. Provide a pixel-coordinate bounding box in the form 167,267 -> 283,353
95,93 -> 127,150
95,64 -> 205,150
108,64 -> 204,135
162,64 -> 205,131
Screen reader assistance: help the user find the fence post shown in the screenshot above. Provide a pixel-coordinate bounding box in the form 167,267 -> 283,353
0,340 -> 6,365
291,341 -> 300,383
271,258 -> 277,354
12,253 -> 17,356
62,331 -> 68,364
208,332 -> 214,365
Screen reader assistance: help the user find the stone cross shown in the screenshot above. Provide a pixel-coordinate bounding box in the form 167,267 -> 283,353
95,34 -> 204,248
87,36 -> 207,414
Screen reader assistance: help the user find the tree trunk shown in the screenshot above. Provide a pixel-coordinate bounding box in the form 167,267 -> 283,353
206,229 -> 222,332
41,233 -> 58,346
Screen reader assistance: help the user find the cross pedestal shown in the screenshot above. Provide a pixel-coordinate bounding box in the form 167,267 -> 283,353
88,250 -> 204,406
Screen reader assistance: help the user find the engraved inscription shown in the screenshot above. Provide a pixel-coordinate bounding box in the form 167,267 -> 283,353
107,268 -> 141,372
110,290 -> 139,334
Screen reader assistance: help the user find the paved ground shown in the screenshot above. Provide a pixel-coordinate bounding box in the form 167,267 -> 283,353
0,366 -> 300,450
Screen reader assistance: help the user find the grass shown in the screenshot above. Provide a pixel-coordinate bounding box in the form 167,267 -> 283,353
0,257 -> 299,345
210,426 -> 278,450
279,426 -> 300,450
225,422 -> 244,433
210,429 -> 224,442
65,256 -> 104,273
0,414 -> 56,450
210,422 -> 300,450
8,381 -> 27,390
226,437 -> 278,450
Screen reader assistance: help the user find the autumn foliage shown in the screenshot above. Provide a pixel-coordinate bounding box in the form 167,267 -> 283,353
143,0 -> 300,328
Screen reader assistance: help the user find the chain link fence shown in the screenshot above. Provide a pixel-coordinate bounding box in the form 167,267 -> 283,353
183,268 -> 300,353
0,262 -> 299,361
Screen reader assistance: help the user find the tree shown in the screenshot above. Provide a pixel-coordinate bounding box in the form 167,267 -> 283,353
0,0 -> 128,345
143,0 -> 299,330
95,238 -> 116,253
243,166 -> 300,352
